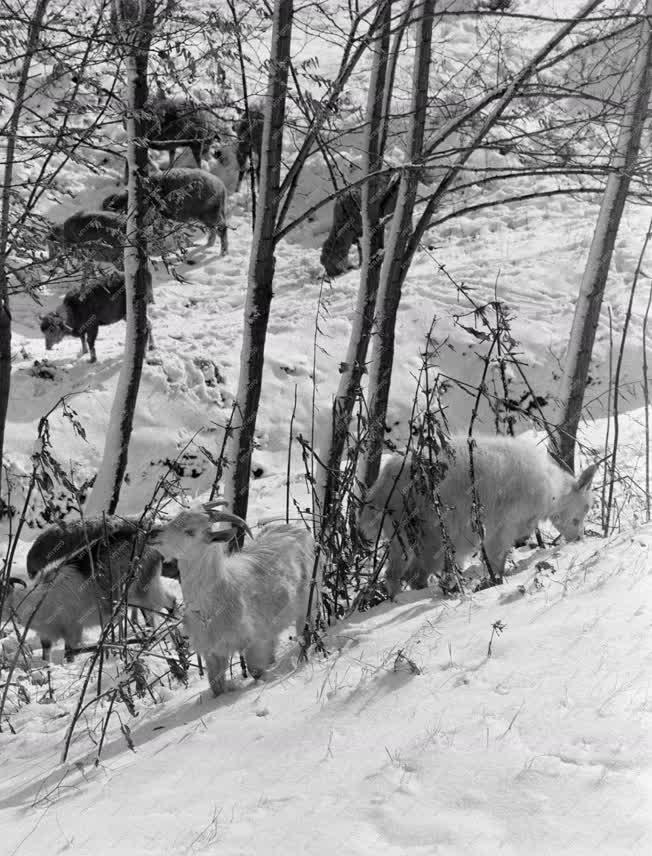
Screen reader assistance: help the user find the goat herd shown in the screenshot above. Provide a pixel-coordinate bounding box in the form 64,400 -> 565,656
39,94 -> 263,362
36,93 -> 397,363
3,431 -> 597,698
6,94 -> 600,700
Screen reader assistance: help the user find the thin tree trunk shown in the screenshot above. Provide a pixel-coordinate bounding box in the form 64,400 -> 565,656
361,0 -> 435,489
557,0 -> 652,471
0,0 -> 49,497
643,277 -> 652,522
379,0 -> 415,155
604,215 -> 652,532
224,0 -> 294,523
85,0 -> 155,515
317,1 -> 393,524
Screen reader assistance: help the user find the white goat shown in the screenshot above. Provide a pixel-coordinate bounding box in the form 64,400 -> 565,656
149,505 -> 319,696
2,564 -> 169,662
359,434 -> 598,597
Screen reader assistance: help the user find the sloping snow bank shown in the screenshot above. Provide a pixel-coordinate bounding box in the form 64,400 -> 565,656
1,529 -> 651,855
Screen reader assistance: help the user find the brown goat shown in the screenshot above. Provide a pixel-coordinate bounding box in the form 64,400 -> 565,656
40,270 -> 154,362
320,179 -> 400,278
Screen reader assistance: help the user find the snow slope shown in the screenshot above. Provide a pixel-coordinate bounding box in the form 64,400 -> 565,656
2,529 -> 652,855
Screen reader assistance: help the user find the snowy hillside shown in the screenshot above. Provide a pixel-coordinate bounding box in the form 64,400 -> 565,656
2,529 -> 652,855
2,0 -> 652,853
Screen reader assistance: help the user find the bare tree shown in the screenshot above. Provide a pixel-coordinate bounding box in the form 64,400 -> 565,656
316,1 -> 393,526
0,0 -> 50,497
557,0 -> 652,470
223,0 -> 294,523
360,0 -> 435,489
85,0 -> 156,515
223,1 -> 394,523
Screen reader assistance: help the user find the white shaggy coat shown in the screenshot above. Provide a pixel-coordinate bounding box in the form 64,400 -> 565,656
151,516 -> 318,696
359,434 -> 597,597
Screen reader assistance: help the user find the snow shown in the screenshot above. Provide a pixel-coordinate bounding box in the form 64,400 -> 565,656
3,2 -> 652,853
2,532 -> 652,854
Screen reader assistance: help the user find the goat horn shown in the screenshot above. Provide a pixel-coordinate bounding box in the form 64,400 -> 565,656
203,499 -> 228,510
208,526 -> 238,543
207,510 -> 253,539
9,577 -> 27,588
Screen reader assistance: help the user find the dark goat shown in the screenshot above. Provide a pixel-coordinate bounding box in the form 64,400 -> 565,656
40,270 -> 154,362
46,210 -> 126,268
5,516 -> 175,661
142,96 -> 222,168
102,167 -> 228,254
320,179 -> 400,278
214,106 -> 264,192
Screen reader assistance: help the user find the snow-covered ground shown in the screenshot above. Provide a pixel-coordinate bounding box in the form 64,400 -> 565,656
2,1 -> 652,853
3,531 -> 652,855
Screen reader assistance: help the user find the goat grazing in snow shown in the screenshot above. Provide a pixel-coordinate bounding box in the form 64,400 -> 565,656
17,516 -> 176,659
141,94 -> 223,169
359,434 -> 598,597
320,178 -> 400,278
40,270 -> 155,362
3,558 -> 174,663
2,569 -> 108,662
102,167 -> 228,254
149,504 -> 319,696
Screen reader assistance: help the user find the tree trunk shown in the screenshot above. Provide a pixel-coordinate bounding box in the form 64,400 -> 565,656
557,0 -> 652,471
85,0 -> 155,515
379,0 -> 415,155
0,0 -> 49,498
224,0 -> 293,522
360,0 -> 435,489
317,0 -> 392,525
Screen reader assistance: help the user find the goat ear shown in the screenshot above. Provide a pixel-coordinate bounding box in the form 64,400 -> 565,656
576,462 -> 598,491
206,526 -> 238,543
9,577 -> 27,588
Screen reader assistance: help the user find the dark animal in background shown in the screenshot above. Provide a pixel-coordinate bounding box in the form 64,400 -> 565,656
40,270 -> 155,362
46,210 -> 126,268
142,96 -> 223,169
213,106 -> 264,192
103,167 -> 229,254
320,179 -> 400,278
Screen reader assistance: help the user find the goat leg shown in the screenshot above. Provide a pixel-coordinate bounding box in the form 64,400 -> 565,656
205,652 -> 229,696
